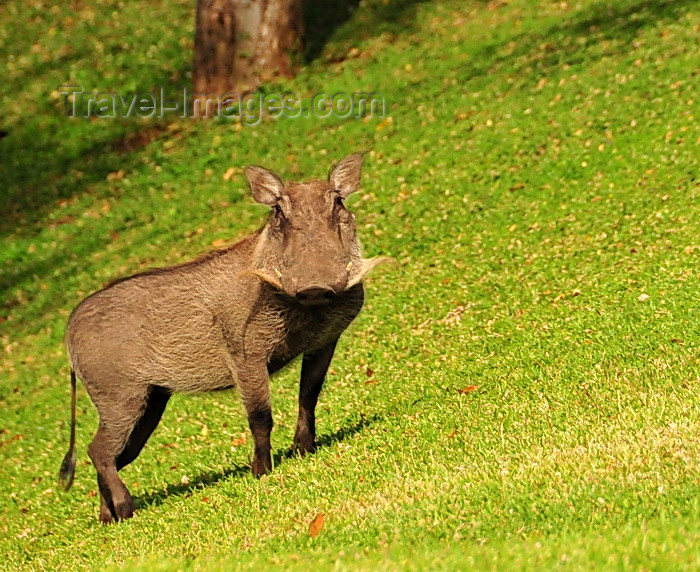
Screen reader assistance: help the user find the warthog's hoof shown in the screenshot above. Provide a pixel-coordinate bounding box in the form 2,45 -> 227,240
293,432 -> 316,456
251,454 -> 272,477
99,497 -> 135,524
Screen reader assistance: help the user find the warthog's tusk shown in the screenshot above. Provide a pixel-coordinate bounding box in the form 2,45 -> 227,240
347,257 -> 397,288
243,268 -> 284,290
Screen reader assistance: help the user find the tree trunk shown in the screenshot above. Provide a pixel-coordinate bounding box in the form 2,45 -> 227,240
192,0 -> 303,115
254,0 -> 303,81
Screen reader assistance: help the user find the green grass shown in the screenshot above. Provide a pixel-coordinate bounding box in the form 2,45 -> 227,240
1,0 -> 698,569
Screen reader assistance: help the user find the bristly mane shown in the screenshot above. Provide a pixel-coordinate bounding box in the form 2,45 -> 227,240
102,230 -> 262,290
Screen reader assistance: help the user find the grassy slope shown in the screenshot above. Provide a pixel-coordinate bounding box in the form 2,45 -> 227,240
1,0 -> 698,569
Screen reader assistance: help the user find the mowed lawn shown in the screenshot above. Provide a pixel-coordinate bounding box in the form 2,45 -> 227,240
0,0 -> 698,569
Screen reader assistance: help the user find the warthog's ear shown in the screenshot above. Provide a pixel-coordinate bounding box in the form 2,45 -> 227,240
246,166 -> 285,206
330,153 -> 364,198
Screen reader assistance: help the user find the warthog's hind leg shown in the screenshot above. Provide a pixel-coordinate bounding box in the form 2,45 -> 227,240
117,386 -> 171,470
88,384 -> 169,523
88,426 -> 137,524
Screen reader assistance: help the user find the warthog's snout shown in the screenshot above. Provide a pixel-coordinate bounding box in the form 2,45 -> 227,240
294,274 -> 348,306
295,284 -> 337,305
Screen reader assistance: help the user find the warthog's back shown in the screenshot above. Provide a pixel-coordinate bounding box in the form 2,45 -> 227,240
66,237 -> 259,393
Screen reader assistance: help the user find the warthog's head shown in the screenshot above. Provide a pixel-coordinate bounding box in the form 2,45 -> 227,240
246,153 -> 391,306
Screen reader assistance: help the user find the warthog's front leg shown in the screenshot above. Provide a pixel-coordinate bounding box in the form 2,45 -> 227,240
294,340 -> 338,454
239,362 -> 274,476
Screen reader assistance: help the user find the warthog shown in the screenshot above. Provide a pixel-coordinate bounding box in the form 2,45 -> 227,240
58,153 -> 390,523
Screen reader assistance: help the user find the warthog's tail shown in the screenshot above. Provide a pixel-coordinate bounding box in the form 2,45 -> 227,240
58,369 -> 77,491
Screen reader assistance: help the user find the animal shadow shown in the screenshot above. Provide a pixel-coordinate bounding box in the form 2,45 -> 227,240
134,413 -> 378,512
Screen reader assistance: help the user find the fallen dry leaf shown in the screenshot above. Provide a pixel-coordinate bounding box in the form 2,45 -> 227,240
457,385 -> 479,395
375,117 -> 393,131
0,433 -> 23,447
309,512 -> 324,538
106,170 -> 125,181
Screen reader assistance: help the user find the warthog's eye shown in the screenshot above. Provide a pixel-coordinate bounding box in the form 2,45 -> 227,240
333,195 -> 350,223
271,204 -> 287,229
333,195 -> 352,226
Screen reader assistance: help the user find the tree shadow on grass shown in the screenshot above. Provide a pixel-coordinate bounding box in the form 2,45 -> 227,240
565,0 -> 692,39
462,0 -> 695,81
0,116 -> 171,241
133,414 -> 379,512
303,0 -> 430,62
